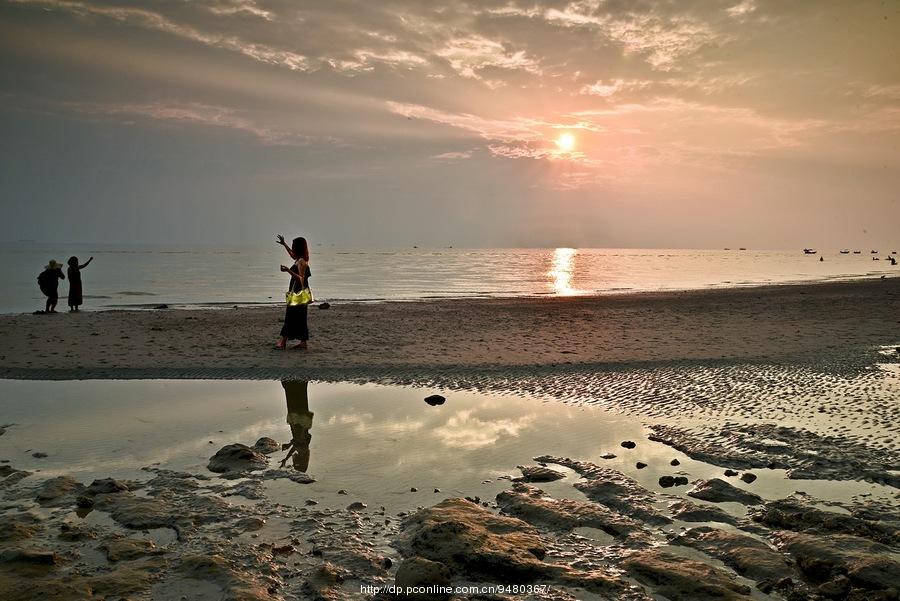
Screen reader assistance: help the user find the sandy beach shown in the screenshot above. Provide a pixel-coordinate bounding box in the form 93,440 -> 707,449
2,278 -> 900,601
2,278 -> 898,381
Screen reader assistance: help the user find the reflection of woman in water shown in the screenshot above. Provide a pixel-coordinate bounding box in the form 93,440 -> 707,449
280,380 -> 314,472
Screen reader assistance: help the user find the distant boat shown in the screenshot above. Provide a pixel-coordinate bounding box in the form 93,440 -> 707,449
871,250 -> 879,254
840,249 -> 850,254
853,250 -> 861,254
724,248 -> 730,250
803,249 -> 817,254
892,251 -> 897,255
739,247 -> 747,251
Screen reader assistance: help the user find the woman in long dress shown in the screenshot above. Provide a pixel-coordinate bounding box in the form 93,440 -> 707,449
274,235 -> 312,350
66,256 -> 93,311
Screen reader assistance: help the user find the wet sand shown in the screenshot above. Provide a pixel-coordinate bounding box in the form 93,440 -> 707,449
1,278 -> 898,381
2,279 -> 900,599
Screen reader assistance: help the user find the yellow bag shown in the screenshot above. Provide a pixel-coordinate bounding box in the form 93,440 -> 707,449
286,288 -> 312,306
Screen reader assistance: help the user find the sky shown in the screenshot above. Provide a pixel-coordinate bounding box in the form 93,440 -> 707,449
1,0 -> 898,249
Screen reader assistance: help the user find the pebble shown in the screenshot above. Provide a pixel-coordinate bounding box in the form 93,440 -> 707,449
670,459 -> 680,466
724,469 -> 739,477
740,473 -> 757,484
620,441 -> 636,449
636,462 -> 647,469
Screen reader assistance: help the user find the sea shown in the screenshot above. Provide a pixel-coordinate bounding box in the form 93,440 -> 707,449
1,242 -> 896,314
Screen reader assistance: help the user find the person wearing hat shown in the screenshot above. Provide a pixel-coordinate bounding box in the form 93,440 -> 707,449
37,260 -> 65,313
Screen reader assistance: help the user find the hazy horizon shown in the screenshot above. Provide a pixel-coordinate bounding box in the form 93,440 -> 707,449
2,0 -> 899,249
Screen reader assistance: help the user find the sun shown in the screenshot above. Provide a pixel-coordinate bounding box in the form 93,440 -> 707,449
555,132 -> 576,152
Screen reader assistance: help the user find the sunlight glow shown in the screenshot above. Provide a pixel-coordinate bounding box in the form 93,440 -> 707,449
555,132 -> 576,152
550,247 -> 578,295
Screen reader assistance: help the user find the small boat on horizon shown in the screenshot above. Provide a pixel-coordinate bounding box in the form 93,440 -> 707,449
871,250 -> 879,254
853,250 -> 861,254
840,249 -> 850,254
803,248 -> 817,254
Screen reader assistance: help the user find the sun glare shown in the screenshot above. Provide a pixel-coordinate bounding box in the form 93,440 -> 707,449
555,132 -> 575,152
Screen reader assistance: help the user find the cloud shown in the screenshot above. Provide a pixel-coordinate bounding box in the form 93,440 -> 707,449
9,0 -> 312,70
433,409 -> 535,450
436,35 -> 541,79
73,101 -> 313,145
431,150 -> 473,160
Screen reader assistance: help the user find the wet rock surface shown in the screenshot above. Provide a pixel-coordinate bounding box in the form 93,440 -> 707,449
674,526 -> 794,584
207,443 -> 269,477
621,549 -> 753,600
496,482 -> 649,543
649,422 -> 900,487
687,478 -> 763,505
515,465 -> 565,483
669,499 -> 738,525
773,531 -> 900,598
749,494 -> 900,545
535,455 -> 672,525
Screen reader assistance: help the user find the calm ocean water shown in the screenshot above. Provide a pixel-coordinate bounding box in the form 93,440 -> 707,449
0,242 -> 896,314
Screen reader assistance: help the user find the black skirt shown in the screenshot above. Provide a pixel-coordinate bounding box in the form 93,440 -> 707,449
280,304 -> 309,341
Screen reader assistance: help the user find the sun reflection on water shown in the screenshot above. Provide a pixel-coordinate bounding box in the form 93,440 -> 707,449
551,247 -> 579,295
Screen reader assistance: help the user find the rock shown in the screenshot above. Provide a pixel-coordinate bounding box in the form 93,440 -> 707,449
396,497 -> 548,581
233,517 -> 266,532
154,304 -> 169,309
516,465 -> 565,483
178,553 -> 273,601
622,549 -> 753,600
397,498 -> 628,594
251,437 -> 281,455
673,476 -> 689,486
670,459 -> 680,466
773,531 -> 900,591
338,489 -> 348,495
600,452 -> 617,459
86,478 -> 129,495
260,469 -> 315,484
0,512 -> 43,541
347,502 -> 367,511
75,496 -> 94,509
31,452 -> 48,458
674,526 -> 794,584
0,548 -> 59,565
724,469 -> 739,477
659,476 -> 676,488
817,575 -> 851,598
750,496 -> 899,545
424,395 -> 445,406
620,441 -> 636,449
207,444 -> 268,477
58,522 -> 99,542
318,302 -> 330,310
669,500 -> 738,525
740,473 -> 757,484
535,456 -> 671,525
35,476 -> 82,503
496,482 -> 649,542
221,480 -> 265,500
305,499 -> 318,506
100,537 -> 161,562
636,462 -> 647,469
410,487 -> 418,492
687,478 -> 763,505
394,557 -> 452,601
